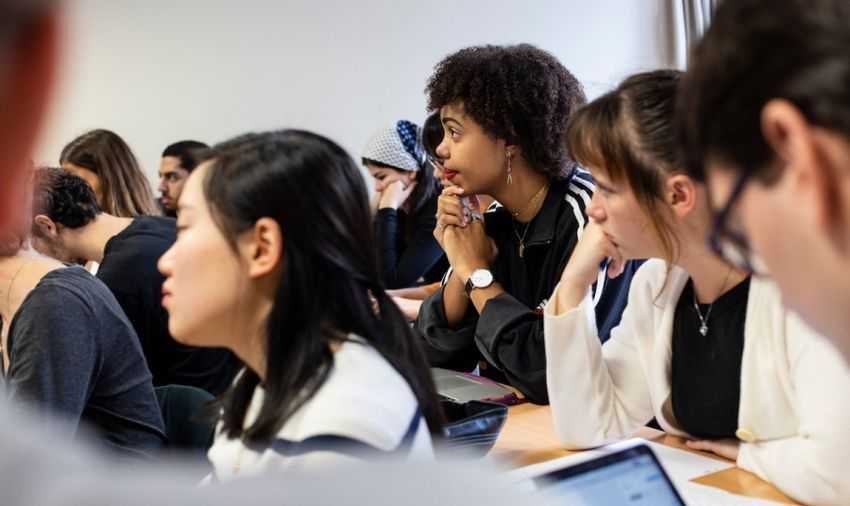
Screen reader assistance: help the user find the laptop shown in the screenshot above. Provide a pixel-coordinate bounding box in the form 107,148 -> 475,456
431,367 -> 519,404
532,444 -> 687,505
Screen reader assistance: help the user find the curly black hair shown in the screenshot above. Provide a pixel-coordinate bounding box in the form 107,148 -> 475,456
426,44 -> 586,179
33,167 -> 101,229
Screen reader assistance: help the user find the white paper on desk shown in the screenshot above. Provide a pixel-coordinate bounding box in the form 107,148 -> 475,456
644,441 -> 734,487
682,482 -> 789,506
507,438 -> 733,486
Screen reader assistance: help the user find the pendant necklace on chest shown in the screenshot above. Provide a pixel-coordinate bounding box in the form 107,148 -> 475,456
513,221 -> 532,258
509,183 -> 550,258
692,293 -> 713,337
691,267 -> 734,336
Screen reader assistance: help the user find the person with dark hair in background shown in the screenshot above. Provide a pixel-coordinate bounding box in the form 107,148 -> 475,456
387,114 -> 458,320
389,113 -> 498,321
0,168 -> 165,458
545,70 -> 850,506
60,129 -> 159,218
416,44 -> 634,403
422,113 -> 444,175
678,0 -> 850,364
159,140 -> 209,217
31,167 -> 238,395
363,120 -> 445,289
158,130 -> 443,479
422,112 -> 452,187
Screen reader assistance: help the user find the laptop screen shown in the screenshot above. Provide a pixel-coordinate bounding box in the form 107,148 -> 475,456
533,445 -> 686,505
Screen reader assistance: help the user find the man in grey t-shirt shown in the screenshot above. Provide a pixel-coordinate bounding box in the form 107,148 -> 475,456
4,263 -> 166,456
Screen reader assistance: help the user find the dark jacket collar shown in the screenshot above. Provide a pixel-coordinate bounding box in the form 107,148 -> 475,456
524,177 -> 571,246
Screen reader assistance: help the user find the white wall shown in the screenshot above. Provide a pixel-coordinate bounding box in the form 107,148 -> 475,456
35,0 -> 678,187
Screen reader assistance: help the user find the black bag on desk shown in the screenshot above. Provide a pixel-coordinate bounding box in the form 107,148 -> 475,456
439,399 -> 508,457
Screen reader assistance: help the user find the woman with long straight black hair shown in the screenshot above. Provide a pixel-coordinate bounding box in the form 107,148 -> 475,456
157,130 -> 443,480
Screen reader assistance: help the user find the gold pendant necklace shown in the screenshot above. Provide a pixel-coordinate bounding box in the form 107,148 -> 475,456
509,183 -> 550,219
513,221 -> 532,258
510,183 -> 549,258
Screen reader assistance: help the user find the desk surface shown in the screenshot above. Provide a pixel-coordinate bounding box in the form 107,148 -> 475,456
492,403 -> 799,505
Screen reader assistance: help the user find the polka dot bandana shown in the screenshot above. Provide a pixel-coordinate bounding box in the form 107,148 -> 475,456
362,120 -> 425,172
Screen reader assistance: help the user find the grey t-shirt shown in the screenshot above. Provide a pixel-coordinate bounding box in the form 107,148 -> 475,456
4,266 -> 166,457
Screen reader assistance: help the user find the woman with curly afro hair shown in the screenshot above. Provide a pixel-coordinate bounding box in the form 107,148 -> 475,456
415,44 -> 636,403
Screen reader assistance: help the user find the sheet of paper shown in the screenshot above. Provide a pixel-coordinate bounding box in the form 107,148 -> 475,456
682,482 -> 791,506
643,441 -> 734,486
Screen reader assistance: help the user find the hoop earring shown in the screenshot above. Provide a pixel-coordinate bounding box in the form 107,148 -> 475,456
506,154 -> 513,185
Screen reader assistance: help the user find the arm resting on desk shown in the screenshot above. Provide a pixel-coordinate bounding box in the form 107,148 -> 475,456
544,277 -> 656,448
417,284 -> 556,404
474,292 -> 550,404
736,316 -> 850,506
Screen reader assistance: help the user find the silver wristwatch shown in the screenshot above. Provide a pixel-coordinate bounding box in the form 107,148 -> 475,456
464,269 -> 494,296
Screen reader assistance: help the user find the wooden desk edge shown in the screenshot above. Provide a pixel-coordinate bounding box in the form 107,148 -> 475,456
492,403 -> 799,505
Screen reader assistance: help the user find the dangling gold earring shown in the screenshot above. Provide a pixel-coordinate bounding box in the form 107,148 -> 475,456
506,153 -> 513,185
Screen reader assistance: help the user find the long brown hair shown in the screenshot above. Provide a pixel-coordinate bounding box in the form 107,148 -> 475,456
566,69 -> 683,265
60,129 -> 158,217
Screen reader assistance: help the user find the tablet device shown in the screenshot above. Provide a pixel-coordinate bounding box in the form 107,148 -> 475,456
532,444 -> 686,505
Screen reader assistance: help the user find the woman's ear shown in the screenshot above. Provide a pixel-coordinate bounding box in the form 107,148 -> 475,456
240,217 -> 284,279
33,215 -> 58,237
664,174 -> 698,219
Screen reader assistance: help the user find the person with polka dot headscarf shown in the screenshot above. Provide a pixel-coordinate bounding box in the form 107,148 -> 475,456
363,120 -> 447,292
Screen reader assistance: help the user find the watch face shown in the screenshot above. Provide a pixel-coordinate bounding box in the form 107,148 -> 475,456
471,269 -> 493,287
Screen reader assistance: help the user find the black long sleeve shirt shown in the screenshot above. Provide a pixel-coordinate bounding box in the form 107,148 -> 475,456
374,195 -> 448,289
97,216 -> 239,395
416,170 -> 635,404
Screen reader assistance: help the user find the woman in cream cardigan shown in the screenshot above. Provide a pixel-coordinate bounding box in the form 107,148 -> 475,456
544,70 -> 850,506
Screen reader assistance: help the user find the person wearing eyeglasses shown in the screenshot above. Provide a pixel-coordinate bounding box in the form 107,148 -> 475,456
544,70 -> 850,506
677,0 -> 850,366
386,113 -> 478,320
387,112 -> 499,321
